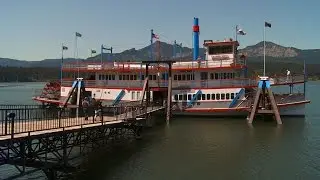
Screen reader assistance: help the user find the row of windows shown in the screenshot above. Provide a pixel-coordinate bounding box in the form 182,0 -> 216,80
97,72 -> 236,81
98,74 -> 116,80
210,72 -> 235,80
174,92 -> 239,101
173,74 -> 195,81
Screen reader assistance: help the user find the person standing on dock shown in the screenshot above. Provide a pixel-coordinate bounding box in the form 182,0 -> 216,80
82,97 -> 89,120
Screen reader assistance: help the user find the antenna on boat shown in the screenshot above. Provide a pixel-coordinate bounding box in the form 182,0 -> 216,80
150,29 -> 154,61
173,40 -> 176,59
101,45 -> 113,64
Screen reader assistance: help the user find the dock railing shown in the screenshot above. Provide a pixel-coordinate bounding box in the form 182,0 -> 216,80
0,101 -> 164,137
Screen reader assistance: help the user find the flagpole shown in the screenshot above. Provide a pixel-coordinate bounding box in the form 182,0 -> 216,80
101,45 -> 103,65
75,34 -> 79,78
263,24 -> 266,77
235,25 -> 238,41
61,44 -> 64,85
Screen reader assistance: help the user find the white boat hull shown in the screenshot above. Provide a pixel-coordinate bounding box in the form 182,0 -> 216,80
172,103 -> 306,117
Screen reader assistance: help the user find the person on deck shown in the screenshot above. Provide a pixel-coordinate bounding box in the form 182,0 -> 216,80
286,69 -> 291,82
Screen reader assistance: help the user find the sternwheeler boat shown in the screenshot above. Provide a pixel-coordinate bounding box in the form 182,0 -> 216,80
33,18 -> 310,117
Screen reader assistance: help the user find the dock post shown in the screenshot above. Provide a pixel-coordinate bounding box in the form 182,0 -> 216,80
166,63 -> 172,123
146,64 -> 150,108
75,78 -> 83,118
247,76 -> 282,125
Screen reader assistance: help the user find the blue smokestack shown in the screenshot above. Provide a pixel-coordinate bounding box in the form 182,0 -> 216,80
193,17 -> 199,61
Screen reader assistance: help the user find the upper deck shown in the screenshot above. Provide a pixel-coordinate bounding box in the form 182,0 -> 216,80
62,58 -> 246,73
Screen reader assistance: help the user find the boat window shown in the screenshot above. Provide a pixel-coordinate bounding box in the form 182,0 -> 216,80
174,95 -> 178,101
131,91 -> 135,100
208,45 -> 233,55
153,75 -> 157,80
119,75 -> 122,80
226,73 -> 230,79
223,73 -> 227,79
226,93 -> 230,100
192,74 -> 195,80
174,75 -> 177,80
221,93 -> 225,100
182,75 -> 186,81
148,75 -> 152,80
112,75 -> 115,80
212,94 -> 215,100
188,94 -> 192,100
178,75 -> 181,81
200,72 -> 208,80
183,94 -> 187,101
214,73 -> 219,79
179,95 -> 183,101
216,93 -> 220,100
207,94 -> 211,100
130,75 -> 133,80
197,94 -> 201,100
137,92 -> 140,100
98,75 -> 102,80
231,93 -> 235,99
192,94 -> 195,99
187,74 -> 190,80
210,73 -> 214,79
141,75 -> 145,80
201,94 -> 206,100
126,75 -> 129,80
134,75 -> 137,80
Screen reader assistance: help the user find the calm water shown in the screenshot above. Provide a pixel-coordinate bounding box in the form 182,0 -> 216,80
0,82 -> 319,180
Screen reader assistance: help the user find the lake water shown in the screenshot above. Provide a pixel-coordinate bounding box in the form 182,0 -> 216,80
0,82 -> 319,180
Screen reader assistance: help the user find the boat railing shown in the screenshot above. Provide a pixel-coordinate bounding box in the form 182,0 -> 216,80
60,74 -> 305,89
62,60 -> 244,71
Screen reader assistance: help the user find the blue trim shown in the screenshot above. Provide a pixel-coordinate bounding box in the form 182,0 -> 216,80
187,90 -> 202,107
71,81 -> 78,88
258,80 -> 271,89
229,88 -> 245,108
112,90 -> 125,106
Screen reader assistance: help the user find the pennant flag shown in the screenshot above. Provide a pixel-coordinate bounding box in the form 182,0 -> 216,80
91,50 -> 96,54
265,22 -> 271,28
75,32 -> 82,37
62,46 -> 68,50
152,33 -> 159,39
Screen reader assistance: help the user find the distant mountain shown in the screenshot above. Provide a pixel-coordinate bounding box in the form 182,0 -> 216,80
0,41 -> 319,68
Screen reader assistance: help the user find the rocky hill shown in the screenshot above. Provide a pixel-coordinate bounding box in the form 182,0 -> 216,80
239,41 -> 300,58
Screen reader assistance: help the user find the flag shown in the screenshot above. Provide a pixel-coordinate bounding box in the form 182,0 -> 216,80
102,45 -> 107,50
91,50 -> 96,54
62,46 -> 68,50
152,33 -> 159,39
265,22 -> 271,28
236,26 -> 246,35
75,32 -> 82,37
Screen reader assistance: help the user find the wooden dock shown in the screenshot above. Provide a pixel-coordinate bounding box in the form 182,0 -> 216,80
0,105 -> 164,140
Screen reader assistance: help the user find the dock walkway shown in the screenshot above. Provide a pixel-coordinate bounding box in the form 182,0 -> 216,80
0,103 -> 164,140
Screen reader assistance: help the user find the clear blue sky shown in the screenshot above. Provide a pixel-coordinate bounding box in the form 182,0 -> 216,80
0,0 -> 319,61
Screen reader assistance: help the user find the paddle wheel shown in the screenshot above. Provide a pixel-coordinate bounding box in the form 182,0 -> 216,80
39,81 -> 61,100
